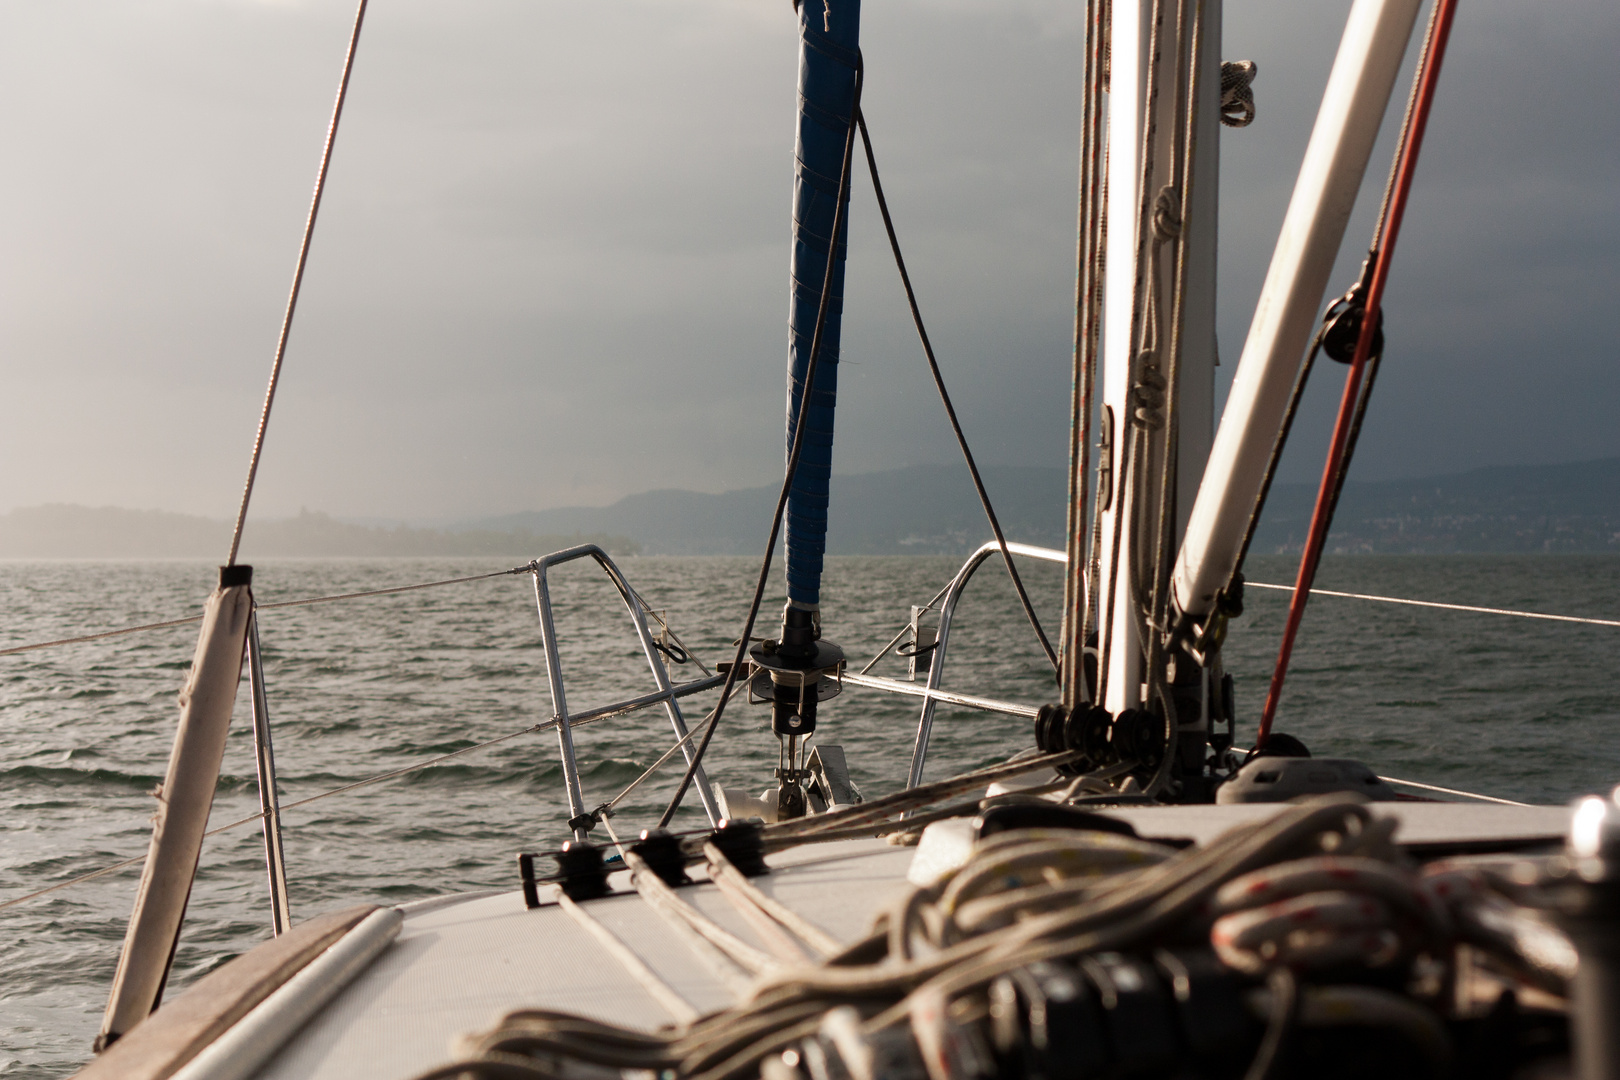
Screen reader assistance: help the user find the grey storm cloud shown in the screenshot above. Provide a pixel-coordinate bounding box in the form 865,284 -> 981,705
0,0 -> 1613,522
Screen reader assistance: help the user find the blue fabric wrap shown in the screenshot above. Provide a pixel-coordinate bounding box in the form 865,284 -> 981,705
785,0 -> 860,609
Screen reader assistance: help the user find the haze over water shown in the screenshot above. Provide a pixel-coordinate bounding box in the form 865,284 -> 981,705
3,552 -> 1618,1076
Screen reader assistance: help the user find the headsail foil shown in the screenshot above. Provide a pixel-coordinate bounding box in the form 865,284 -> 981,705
785,0 -> 860,609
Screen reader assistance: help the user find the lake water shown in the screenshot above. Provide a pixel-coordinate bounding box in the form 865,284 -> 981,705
3,552 -> 1618,1077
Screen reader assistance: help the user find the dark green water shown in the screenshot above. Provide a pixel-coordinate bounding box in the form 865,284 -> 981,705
2,553 -> 1617,1076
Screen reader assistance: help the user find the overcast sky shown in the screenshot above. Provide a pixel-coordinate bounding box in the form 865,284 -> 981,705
0,0 -> 1614,523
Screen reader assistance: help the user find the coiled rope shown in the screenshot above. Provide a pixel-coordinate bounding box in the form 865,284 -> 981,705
1220,60 -> 1258,127
408,795 -> 1530,1080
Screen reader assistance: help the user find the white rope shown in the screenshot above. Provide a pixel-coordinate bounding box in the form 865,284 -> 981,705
1247,581 -> 1620,628
557,892 -> 701,1025
705,842 -> 842,959
1377,775 -> 1531,807
703,869 -> 813,964
621,855 -> 767,996
625,851 -> 782,979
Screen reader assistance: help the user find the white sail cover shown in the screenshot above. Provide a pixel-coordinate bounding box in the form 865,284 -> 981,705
100,572 -> 254,1046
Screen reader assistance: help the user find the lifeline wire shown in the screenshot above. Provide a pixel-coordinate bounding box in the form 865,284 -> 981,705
226,0 -> 369,567
655,61 -> 865,830
856,105 -> 1059,674
0,568 -> 524,658
1246,581 -> 1620,629
1377,776 -> 1530,807
1,718 -> 557,914
3,682 -> 746,915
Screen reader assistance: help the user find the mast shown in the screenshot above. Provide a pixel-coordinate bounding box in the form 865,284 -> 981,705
1092,0 -> 1221,718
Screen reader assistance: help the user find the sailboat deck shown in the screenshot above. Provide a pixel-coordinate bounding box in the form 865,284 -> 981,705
246,801 -> 1568,1080
253,837 -> 916,1080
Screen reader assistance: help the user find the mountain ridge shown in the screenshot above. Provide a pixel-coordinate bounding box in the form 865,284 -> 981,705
2,458 -> 1615,559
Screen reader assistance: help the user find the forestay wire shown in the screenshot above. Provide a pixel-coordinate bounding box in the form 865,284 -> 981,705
226,0 -> 370,567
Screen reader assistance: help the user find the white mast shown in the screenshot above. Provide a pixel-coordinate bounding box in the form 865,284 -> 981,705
1096,0 -> 1222,715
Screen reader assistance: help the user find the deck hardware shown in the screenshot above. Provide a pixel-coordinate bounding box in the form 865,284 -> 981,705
517,854 -> 541,909
804,744 -> 862,813
749,604 -> 845,818
555,841 -> 611,902
630,830 -> 691,888
526,544 -> 721,841
903,606 -> 938,681
706,819 -> 769,878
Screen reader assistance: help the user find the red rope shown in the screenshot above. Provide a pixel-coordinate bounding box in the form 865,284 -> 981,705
1256,0 -> 1458,749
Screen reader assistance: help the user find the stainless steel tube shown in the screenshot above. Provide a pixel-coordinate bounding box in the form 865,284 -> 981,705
527,545 -> 721,840
247,611 -> 291,936
905,543 -> 1065,788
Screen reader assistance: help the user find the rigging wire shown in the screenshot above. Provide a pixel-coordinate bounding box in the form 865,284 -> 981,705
1142,0 -> 1210,797
598,686 -> 746,816
654,60 -> 866,831
1224,302 -> 1358,594
2,691 -> 734,915
225,0 -> 370,567
1245,581 -> 1620,629
1064,0 -> 1110,708
0,568 -> 525,658
855,108 -> 1059,675
1257,0 -> 1459,748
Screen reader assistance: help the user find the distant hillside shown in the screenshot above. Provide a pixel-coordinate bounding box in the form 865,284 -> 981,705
7,458 -> 1617,560
468,465 -> 1070,556
470,458 -> 1620,556
1251,458 -> 1620,554
0,506 -> 638,560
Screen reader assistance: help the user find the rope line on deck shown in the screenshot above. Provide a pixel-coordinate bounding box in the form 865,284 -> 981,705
558,892 -> 702,1025
1246,581 -> 1620,628
625,851 -> 779,994
706,841 -> 841,959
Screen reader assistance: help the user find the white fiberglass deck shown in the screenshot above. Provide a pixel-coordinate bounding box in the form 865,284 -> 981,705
252,838 -> 915,1080
248,802 -> 1568,1080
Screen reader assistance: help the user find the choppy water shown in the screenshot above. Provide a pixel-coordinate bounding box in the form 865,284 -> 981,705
2,552 -> 1618,1076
